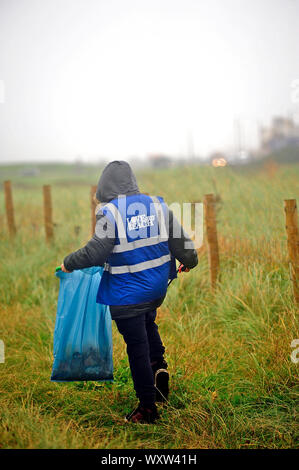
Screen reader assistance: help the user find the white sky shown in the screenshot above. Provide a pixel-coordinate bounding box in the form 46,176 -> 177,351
0,0 -> 298,162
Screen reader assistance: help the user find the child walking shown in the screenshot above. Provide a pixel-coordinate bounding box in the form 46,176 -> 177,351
61,161 -> 198,423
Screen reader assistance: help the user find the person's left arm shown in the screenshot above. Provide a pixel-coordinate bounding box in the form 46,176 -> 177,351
62,213 -> 115,272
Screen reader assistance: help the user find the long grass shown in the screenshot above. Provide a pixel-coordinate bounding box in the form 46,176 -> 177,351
0,163 -> 298,448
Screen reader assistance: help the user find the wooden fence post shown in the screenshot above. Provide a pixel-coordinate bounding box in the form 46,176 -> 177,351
204,193 -> 220,289
91,185 -> 97,236
4,180 -> 16,237
43,185 -> 54,243
284,199 -> 299,304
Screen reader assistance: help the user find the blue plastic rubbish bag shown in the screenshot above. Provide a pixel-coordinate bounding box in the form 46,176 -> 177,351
51,266 -> 113,382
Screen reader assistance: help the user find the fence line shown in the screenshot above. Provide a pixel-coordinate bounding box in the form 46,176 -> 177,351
204,193 -> 220,289
90,185 -> 97,236
43,185 -> 54,243
2,183 -> 298,303
284,199 -> 299,304
4,180 -> 16,238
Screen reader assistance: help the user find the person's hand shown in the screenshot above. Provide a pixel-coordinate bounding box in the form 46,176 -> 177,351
61,263 -> 72,273
178,264 -> 190,273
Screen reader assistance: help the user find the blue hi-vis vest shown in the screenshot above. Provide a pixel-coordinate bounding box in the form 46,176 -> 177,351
96,194 -> 171,306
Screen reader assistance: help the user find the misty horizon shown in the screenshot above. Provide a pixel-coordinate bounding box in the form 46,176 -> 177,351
0,0 -> 299,164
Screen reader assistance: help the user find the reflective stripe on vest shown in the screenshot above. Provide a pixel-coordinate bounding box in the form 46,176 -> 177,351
104,253 -> 171,274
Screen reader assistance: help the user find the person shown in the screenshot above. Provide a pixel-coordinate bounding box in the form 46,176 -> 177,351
61,161 -> 198,424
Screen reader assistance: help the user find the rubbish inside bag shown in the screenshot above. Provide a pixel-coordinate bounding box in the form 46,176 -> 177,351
51,266 -> 113,382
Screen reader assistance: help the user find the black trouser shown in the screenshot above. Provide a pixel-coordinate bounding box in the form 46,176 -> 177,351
115,309 -> 165,407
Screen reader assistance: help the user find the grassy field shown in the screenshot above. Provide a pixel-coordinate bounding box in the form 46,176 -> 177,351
0,162 -> 298,449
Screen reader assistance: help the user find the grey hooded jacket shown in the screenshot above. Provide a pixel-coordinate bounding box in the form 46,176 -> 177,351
63,161 -> 198,319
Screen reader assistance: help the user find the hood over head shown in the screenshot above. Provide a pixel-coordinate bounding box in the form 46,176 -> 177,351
96,160 -> 140,203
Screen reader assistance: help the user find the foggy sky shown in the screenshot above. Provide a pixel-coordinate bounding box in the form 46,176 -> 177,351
0,0 -> 298,163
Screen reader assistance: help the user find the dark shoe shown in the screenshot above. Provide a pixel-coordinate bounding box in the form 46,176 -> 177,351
125,403 -> 159,424
152,359 -> 169,403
